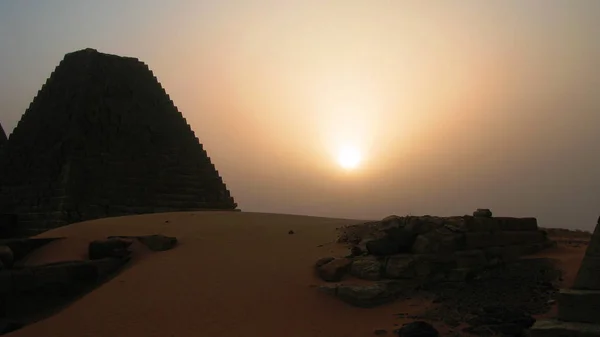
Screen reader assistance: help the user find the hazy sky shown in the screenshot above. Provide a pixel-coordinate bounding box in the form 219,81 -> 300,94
1,1 -> 599,230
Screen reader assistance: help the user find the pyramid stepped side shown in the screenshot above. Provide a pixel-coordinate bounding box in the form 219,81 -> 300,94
0,54 -> 84,231
572,217 -> 600,290
530,217 -> 600,337
0,122 -> 6,147
0,48 -> 237,236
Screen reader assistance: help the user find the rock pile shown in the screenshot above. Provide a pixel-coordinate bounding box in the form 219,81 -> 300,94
0,234 -> 177,334
317,211 -> 555,307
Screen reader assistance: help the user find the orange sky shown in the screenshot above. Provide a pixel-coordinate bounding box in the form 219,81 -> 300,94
1,1 -> 599,229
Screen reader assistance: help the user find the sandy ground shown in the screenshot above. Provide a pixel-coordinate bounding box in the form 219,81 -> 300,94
7,212 -> 590,337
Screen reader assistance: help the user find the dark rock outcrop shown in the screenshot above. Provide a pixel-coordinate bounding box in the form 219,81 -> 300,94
396,321 -> 439,337
473,208 -> 493,218
316,258 -> 352,282
465,305 -> 536,336
88,238 -> 133,260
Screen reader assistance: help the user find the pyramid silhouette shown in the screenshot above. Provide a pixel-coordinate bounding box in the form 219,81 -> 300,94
0,122 -> 6,148
0,48 -> 237,236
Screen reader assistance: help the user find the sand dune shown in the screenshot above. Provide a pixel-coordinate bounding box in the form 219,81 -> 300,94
7,211 -> 588,337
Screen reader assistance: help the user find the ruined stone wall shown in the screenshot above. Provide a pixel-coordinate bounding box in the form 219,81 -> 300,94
0,49 -> 237,236
336,215 -> 555,282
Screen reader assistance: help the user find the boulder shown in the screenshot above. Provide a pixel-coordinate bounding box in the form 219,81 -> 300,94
384,255 -> 416,279
317,258 -> 352,282
0,238 -> 62,261
350,256 -> 383,280
350,246 -> 364,257
396,321 -> 439,337
381,215 -> 405,228
336,282 -> 396,308
366,237 -> 401,255
404,216 -> 444,235
363,227 -> 417,256
455,250 -> 488,269
473,209 -> 493,218
88,238 -> 133,260
412,227 -> 465,254
315,257 -> 335,268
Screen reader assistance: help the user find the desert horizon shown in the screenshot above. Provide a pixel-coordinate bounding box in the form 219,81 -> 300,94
1,1 -> 599,230
0,2 -> 600,336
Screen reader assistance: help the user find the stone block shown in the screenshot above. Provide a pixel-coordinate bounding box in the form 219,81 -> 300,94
351,256 -> 383,280
530,319 -> 600,337
384,255 -> 415,279
557,289 -> 600,324
464,216 -> 500,232
496,217 -> 538,231
455,249 -> 488,269
465,231 -> 545,249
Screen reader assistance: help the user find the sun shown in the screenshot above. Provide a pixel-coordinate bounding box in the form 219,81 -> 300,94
337,146 -> 362,170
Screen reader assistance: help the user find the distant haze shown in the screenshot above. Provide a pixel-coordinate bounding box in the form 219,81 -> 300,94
1,1 -> 599,230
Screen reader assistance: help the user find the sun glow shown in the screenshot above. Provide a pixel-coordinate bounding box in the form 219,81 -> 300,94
337,146 -> 362,170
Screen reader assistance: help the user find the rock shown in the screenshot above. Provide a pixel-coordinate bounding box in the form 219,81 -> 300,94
0,238 -> 62,261
350,246 -> 363,256
396,321 -> 439,337
381,215 -> 405,228
404,216 -> 443,235
336,282 -> 396,308
88,238 -> 133,260
386,228 -> 418,252
136,235 -> 178,251
412,227 -> 465,254
0,246 -> 14,269
455,249 -> 488,269
473,209 -> 493,218
350,256 -> 383,280
317,284 -> 338,296
366,237 -> 400,255
317,258 -> 352,282
315,257 -> 335,268
288,230 -> 295,235
384,255 -> 416,279
465,305 -> 536,336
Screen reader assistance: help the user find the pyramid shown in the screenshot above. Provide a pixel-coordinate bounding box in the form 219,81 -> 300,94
0,48 -> 237,236
0,122 -> 6,148
530,216 -> 600,336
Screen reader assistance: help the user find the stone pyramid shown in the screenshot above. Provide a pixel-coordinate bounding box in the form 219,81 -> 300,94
0,122 -> 6,148
530,216 -> 600,336
0,48 -> 237,236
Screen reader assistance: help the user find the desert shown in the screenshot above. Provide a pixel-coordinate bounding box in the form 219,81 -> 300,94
1,3 -> 600,336
0,210 -> 596,337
